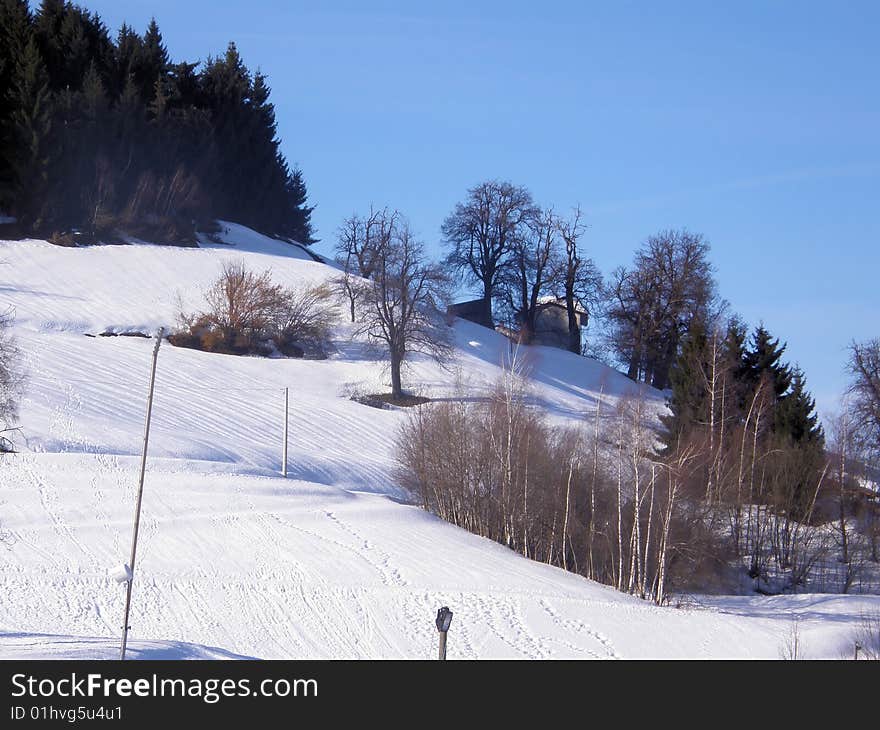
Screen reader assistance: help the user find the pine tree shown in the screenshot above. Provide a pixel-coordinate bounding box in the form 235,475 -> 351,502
775,367 -> 824,447
9,36 -> 53,229
0,0 -> 33,210
135,18 -> 168,103
201,42 -> 251,220
33,0 -> 65,87
113,23 -> 143,98
771,367 -> 825,520
36,1 -> 113,93
283,166 -> 315,243
719,316 -> 750,420
744,325 -> 791,401
660,319 -> 709,454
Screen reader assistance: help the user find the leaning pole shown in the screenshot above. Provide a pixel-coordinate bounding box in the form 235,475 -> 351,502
119,327 -> 164,661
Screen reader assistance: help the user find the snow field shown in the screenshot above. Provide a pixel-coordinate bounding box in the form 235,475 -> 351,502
0,225 -> 877,659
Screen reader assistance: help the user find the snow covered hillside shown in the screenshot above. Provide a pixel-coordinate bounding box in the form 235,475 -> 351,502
0,224 -> 876,659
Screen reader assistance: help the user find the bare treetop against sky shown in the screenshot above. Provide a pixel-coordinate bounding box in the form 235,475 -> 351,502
64,0 -> 878,416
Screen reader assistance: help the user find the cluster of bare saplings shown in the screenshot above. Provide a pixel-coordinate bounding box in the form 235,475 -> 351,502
673,393 -> 878,595
396,357 -> 880,602
396,363 -> 718,605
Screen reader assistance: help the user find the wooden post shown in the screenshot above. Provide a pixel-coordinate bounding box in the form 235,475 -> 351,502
282,387 -> 288,478
120,327 -> 163,661
438,631 -> 447,661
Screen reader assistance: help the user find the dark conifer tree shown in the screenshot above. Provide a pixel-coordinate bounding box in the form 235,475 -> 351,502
36,1 -> 112,92
201,42 -> 252,219
744,325 -> 792,401
134,18 -> 168,104
775,367 -> 824,447
282,165 -> 315,244
660,319 -> 709,454
0,0 -> 33,210
113,23 -> 142,98
8,36 -> 53,228
720,316 -> 750,419
33,0 -> 65,87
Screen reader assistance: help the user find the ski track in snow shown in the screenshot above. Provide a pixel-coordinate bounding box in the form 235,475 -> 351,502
538,598 -> 619,659
1,231 -> 877,660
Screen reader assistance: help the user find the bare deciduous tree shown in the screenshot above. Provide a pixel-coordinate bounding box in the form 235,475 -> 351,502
355,216 -> 451,399
0,307 -> 23,452
780,617 -> 801,660
555,206 -> 603,355
499,207 -> 560,343
334,207 -> 397,322
847,339 -> 880,453
607,229 -> 720,389
199,261 -> 282,350
396,357 -> 728,605
852,611 -> 880,660
441,180 -> 538,327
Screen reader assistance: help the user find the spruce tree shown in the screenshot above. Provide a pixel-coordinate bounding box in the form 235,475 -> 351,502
201,42 -> 251,220
775,367 -> 824,447
0,0 -> 32,211
33,0 -> 64,86
283,166 -> 315,243
719,316 -> 750,421
113,23 -> 143,98
36,1 -> 113,93
744,325 -> 791,401
772,367 -> 825,520
660,319 -> 709,454
9,36 -> 53,229
135,18 -> 168,103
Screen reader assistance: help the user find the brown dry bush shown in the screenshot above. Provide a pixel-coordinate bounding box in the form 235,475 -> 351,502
171,263 -> 336,357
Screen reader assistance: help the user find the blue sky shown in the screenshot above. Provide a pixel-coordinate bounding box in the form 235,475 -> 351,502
60,1 -> 879,418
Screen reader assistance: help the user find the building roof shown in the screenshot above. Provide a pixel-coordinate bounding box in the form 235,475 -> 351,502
536,296 -> 588,316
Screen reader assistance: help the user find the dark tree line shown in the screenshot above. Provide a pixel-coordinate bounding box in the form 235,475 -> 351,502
0,0 -> 314,244
658,318 -> 834,582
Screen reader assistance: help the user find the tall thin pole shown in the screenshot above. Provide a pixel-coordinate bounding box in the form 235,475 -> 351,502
282,387 -> 289,478
438,631 -> 448,660
120,327 -> 163,661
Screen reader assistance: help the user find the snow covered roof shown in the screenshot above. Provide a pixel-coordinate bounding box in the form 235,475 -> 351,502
536,295 -> 588,315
